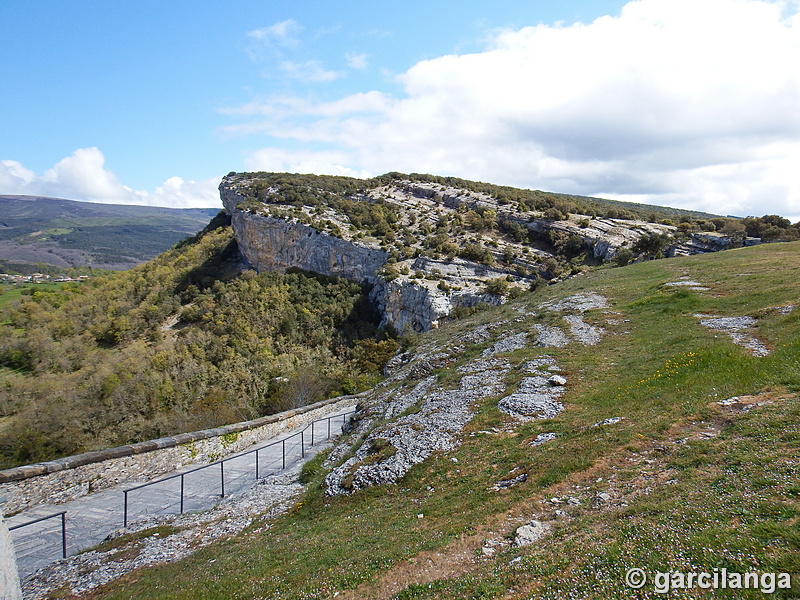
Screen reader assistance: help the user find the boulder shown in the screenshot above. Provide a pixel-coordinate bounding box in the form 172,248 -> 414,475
514,520 -> 551,547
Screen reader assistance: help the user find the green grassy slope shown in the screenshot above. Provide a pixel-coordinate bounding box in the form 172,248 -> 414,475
87,241 -> 800,599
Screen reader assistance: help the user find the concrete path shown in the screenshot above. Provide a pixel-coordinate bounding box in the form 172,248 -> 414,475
6,407 -> 354,579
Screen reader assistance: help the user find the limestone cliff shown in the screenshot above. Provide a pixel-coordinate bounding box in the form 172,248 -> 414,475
219,173 -> 537,331
218,172 -> 744,332
232,211 -> 387,284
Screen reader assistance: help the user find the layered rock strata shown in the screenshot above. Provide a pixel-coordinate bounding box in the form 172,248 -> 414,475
219,172 -> 738,332
232,211 -> 387,283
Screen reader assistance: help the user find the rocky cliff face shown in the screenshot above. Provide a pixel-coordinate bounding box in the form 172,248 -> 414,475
220,174 -> 536,332
218,172 -> 741,332
232,211 -> 387,283
371,277 -> 504,333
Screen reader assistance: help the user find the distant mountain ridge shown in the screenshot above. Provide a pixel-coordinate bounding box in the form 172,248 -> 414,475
0,195 -> 220,271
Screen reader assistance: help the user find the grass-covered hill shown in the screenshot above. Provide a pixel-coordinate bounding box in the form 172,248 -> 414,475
0,214 -> 397,467
0,195 -> 219,271
85,239 -> 800,599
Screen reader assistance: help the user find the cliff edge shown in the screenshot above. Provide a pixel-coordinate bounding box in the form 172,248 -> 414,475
219,172 -> 737,332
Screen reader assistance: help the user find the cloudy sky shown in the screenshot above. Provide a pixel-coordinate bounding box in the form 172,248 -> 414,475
2,0 -> 799,219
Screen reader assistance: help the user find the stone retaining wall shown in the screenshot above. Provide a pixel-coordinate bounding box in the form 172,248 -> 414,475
0,394 -> 361,516
1,514 -> 22,599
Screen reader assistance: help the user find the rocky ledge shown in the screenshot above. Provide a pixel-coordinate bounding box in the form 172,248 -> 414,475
219,173 -> 707,332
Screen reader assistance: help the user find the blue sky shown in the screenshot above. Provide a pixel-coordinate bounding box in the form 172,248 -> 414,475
2,0 -> 799,220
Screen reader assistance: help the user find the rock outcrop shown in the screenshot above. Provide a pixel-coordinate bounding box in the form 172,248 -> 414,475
527,217 -> 673,261
218,172 -> 747,332
233,211 -> 387,283
220,174 -> 534,332
320,293 -> 618,496
669,231 -> 763,256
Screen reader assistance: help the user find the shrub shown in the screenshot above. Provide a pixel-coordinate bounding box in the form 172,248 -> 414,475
485,277 -> 510,296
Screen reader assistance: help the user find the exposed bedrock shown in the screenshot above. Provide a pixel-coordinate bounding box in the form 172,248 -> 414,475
232,211 -> 388,284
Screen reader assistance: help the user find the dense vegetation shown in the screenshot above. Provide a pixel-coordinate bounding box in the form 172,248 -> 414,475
0,214 -> 397,468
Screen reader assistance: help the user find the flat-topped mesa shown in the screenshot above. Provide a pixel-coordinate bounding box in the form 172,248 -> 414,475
218,171 -> 737,332
219,173 -> 527,332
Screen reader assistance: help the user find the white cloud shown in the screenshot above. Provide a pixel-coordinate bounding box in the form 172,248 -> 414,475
141,176 -> 222,208
227,0 -> 800,220
247,19 -> 302,47
0,148 -> 221,209
244,148 -> 373,179
280,60 -> 341,82
345,52 -> 369,70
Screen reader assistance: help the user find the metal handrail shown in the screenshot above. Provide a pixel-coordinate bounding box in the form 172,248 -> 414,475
122,409 -> 355,527
8,510 -> 67,559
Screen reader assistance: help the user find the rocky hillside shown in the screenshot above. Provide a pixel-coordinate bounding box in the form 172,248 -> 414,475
0,216 -> 396,469
219,172 -> 775,332
75,237 -> 800,600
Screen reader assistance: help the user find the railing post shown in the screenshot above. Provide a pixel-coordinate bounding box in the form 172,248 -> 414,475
61,512 -> 67,559
180,474 -> 185,514
301,430 -> 305,458
328,416 -> 331,438
220,461 -> 225,497
123,490 -> 128,528
282,439 -> 286,470
311,421 -> 315,446
255,448 -> 259,480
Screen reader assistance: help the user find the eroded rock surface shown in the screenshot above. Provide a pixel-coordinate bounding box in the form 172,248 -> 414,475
323,293 -> 614,495
696,314 -> 770,357
324,356 -> 511,495
532,293 -> 609,347
498,357 -> 566,421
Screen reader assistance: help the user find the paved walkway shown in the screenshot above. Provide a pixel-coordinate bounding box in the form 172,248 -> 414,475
6,407 -> 354,579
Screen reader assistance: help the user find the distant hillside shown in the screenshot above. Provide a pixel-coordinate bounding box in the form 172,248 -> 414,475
0,195 -> 220,271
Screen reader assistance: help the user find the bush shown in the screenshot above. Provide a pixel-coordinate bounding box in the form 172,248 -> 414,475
613,248 -> 634,266
485,277 -> 510,296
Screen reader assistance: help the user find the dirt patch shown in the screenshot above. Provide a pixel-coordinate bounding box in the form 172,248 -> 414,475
331,537 -> 484,600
